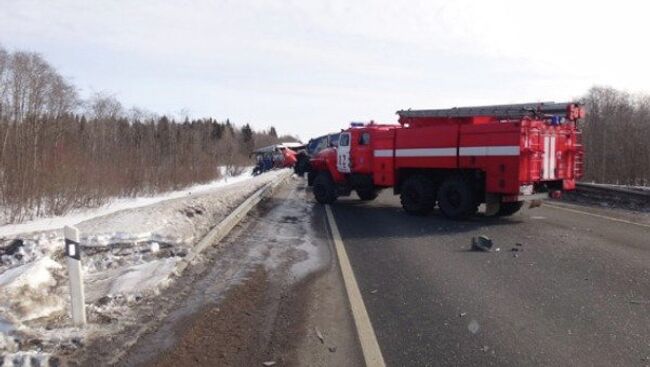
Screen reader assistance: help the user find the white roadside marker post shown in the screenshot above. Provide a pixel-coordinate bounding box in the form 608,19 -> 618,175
64,225 -> 86,327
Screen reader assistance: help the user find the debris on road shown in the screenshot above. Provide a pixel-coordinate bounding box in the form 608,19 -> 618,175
471,236 -> 493,252
315,327 -> 324,344
629,299 -> 650,305
511,243 -> 524,253
262,361 -> 277,366
328,346 -> 337,353
370,289 -> 378,294
467,320 -> 480,334
459,312 -> 467,318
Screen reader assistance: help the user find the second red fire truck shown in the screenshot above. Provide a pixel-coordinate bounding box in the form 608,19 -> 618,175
308,102 -> 585,219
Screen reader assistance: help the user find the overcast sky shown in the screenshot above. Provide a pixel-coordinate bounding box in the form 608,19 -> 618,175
1,0 -> 648,140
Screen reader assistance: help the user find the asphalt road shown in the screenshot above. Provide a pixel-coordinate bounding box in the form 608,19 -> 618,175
329,192 -> 650,366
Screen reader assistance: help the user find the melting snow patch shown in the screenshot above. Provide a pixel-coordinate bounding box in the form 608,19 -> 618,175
0,257 -> 65,321
91,257 -> 178,299
0,256 -> 61,289
0,169 -> 289,359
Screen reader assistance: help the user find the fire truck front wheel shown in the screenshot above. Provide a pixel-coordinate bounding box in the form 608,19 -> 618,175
313,173 -> 338,204
400,175 -> 436,215
437,176 -> 477,219
307,171 -> 317,186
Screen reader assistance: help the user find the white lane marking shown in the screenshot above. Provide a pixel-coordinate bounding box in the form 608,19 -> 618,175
374,145 -> 520,158
544,203 -> 650,229
325,205 -> 386,367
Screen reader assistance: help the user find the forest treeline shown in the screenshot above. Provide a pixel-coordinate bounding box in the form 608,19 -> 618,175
1,45 -> 649,223
0,46 -> 294,223
582,86 -> 650,185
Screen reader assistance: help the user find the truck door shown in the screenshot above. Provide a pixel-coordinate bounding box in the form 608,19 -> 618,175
337,132 -> 351,173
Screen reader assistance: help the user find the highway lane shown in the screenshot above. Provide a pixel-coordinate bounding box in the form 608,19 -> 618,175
329,192 -> 650,366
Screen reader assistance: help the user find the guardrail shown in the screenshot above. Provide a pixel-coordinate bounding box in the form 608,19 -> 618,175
175,169 -> 292,275
568,182 -> 650,209
106,169 -> 292,366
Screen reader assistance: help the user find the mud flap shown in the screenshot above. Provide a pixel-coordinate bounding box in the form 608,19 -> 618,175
485,194 -> 500,216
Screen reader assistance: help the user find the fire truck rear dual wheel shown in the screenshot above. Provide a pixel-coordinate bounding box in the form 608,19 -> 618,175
496,201 -> 524,216
437,176 -> 478,219
400,175 -> 436,215
313,172 -> 338,204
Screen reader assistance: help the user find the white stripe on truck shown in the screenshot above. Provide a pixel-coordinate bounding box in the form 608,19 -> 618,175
543,136 -> 550,179
373,149 -> 393,157
549,136 -> 556,179
459,146 -> 520,156
373,145 -> 520,158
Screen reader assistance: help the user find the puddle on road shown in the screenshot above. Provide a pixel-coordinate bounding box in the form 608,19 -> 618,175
245,185 -> 328,284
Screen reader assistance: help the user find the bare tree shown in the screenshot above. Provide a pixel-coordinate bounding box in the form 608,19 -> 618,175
582,86 -> 650,185
0,46 -> 289,223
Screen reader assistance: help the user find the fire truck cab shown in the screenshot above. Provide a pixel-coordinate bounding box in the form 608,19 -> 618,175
309,102 -> 585,219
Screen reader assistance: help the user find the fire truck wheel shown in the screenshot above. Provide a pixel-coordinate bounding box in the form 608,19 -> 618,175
307,171 -> 317,186
400,175 -> 435,215
497,201 -> 524,216
357,188 -> 379,201
437,176 -> 477,219
313,173 -> 337,204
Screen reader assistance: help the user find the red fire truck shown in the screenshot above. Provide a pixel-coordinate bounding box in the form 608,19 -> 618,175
308,102 -> 585,219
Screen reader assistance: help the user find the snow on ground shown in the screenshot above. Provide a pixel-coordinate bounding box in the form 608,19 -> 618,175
0,166 -> 253,237
0,168 -> 288,365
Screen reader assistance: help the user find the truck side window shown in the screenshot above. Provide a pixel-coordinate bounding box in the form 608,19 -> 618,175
340,134 -> 350,147
359,132 -> 370,145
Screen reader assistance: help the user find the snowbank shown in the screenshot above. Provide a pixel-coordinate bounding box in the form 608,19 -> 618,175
0,169 -> 288,363
0,166 -> 253,237
0,257 -> 64,322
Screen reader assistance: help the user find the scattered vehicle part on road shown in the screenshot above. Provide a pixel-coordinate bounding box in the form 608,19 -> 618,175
628,299 -> 650,305
471,235 -> 494,252
308,102 -> 586,219
315,327 -> 325,344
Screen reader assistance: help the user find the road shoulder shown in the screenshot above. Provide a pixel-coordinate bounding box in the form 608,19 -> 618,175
74,179 -> 364,366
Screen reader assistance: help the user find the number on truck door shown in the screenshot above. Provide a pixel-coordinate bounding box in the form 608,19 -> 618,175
337,132 -> 351,173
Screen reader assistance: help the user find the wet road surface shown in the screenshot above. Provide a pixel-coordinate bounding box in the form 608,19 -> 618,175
329,191 -> 650,366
